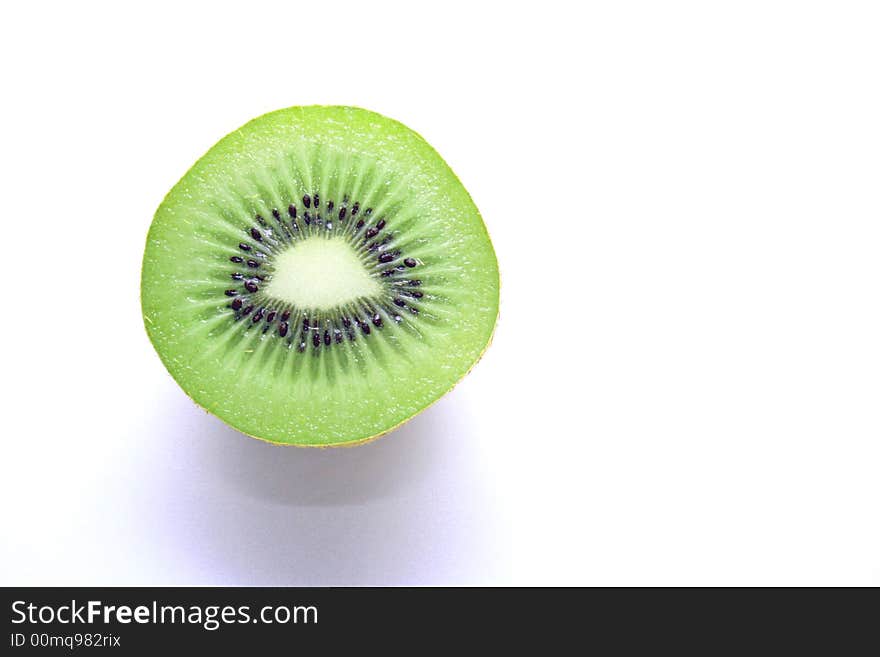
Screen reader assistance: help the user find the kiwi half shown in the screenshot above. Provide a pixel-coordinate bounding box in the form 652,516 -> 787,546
141,106 -> 499,446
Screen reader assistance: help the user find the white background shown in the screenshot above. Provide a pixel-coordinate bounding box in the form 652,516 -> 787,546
1,1 -> 878,585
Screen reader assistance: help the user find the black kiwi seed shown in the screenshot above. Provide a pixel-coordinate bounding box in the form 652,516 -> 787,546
360,321 -> 371,335
302,317 -> 310,331
312,332 -> 320,348
339,208 -> 346,220
404,258 -> 417,268
410,291 -> 424,298
313,193 -> 319,207
230,256 -> 243,263
281,310 -> 291,322
342,317 -> 351,328
278,322 -> 289,337
408,280 -> 422,286
244,280 -> 258,293
334,329 -> 343,344
351,202 -> 359,215
372,313 -> 383,328
323,330 -> 331,346
378,252 -> 395,263
304,212 -> 311,225
365,208 -> 373,216
366,227 -> 379,238
252,309 -> 263,323
266,311 -> 276,323
231,298 -> 243,310
250,228 -> 262,241
303,194 -> 311,208
356,219 -> 365,230
376,218 -> 386,230
239,242 -> 251,251
231,273 -> 244,280
288,204 -> 297,218
272,208 -> 281,219
327,200 -> 333,211
225,289 -> 238,297
246,259 -> 259,268
393,298 -> 406,307
242,305 -> 254,316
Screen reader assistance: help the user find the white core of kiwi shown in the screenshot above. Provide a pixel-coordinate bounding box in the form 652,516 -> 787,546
263,237 -> 381,310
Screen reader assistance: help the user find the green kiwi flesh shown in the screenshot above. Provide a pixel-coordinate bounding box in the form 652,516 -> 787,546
141,106 -> 499,446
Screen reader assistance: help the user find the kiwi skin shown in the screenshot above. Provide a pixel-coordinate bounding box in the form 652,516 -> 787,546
142,106 -> 499,447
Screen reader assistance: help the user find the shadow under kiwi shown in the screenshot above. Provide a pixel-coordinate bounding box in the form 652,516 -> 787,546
149,388 -> 501,585
201,403 -> 447,507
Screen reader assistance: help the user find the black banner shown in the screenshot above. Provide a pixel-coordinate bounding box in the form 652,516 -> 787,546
1,588 -> 876,651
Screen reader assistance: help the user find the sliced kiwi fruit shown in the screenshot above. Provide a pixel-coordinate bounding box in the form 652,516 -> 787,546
141,106 -> 499,447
